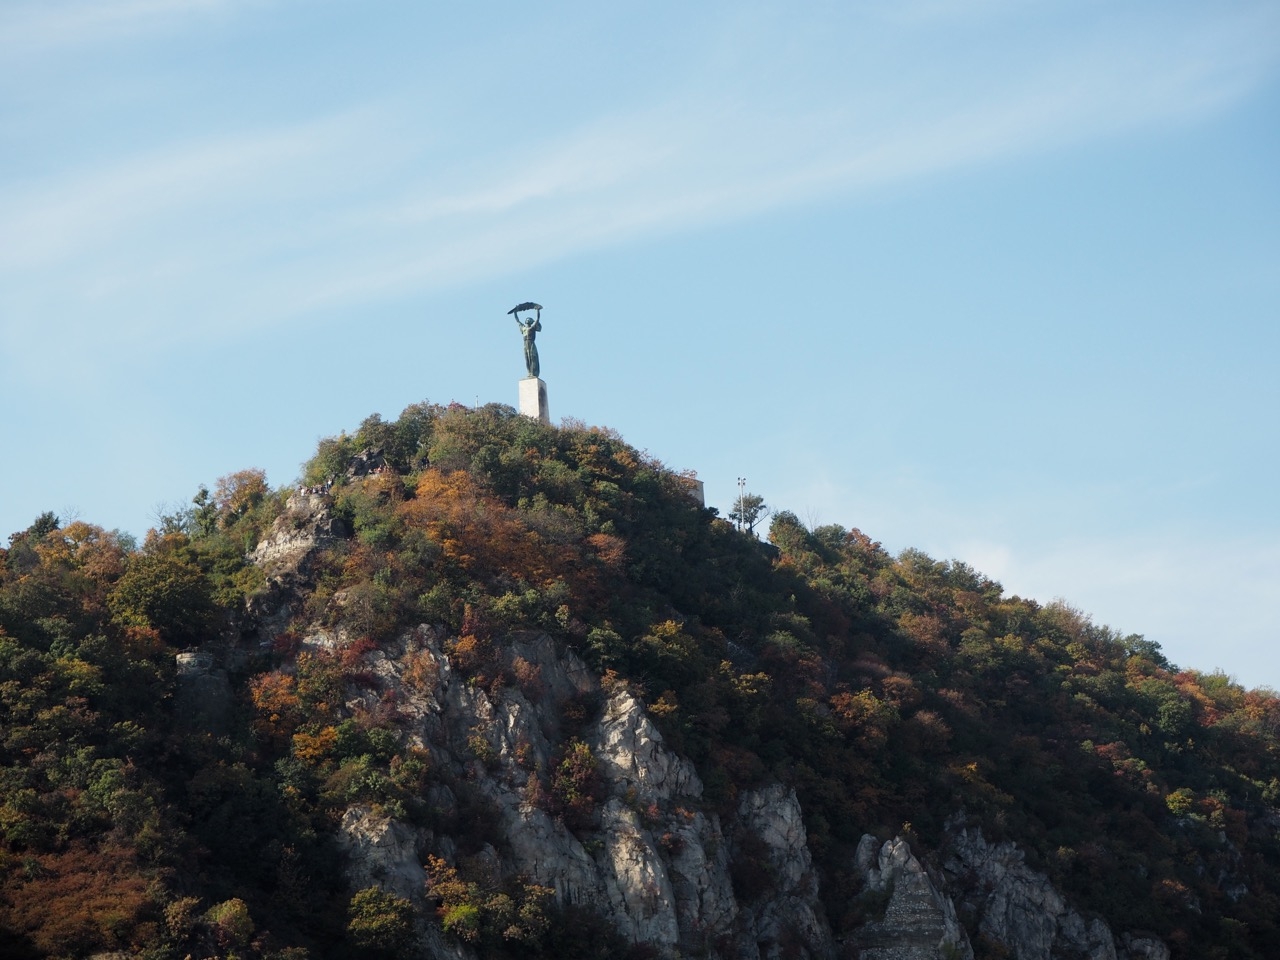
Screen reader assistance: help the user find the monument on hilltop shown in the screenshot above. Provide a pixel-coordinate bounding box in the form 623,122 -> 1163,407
509,302 -> 549,424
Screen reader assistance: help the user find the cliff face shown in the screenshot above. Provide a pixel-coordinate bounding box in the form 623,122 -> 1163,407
852,835 -> 972,960
334,622 -> 833,959
246,488 -> 1172,960
319,616 -> 1174,960
940,823 -> 1171,960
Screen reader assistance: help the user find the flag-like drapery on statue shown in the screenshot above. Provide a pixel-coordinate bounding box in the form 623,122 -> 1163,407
509,302 -> 542,379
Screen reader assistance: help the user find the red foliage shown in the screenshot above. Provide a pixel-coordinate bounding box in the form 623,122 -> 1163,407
340,635 -> 379,669
0,842 -> 155,956
585,532 -> 627,570
272,629 -> 303,656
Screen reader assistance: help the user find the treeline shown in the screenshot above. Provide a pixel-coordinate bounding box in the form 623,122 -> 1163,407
0,401 -> 1277,959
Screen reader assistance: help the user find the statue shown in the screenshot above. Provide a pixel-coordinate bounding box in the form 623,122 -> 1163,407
509,302 -> 543,379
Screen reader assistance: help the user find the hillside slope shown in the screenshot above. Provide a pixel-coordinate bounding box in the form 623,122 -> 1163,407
1,402 -> 1277,960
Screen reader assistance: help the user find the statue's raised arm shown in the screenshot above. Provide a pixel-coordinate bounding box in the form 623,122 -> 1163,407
508,302 -> 543,379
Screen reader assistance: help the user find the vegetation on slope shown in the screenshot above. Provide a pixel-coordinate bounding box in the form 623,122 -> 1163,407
1,401 -> 1278,959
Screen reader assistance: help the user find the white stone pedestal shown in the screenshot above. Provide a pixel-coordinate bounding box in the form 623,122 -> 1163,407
518,377 -> 550,424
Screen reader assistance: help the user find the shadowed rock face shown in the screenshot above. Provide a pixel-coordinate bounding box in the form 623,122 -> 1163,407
944,823 -> 1109,960
337,625 -> 834,959
1119,934 -> 1171,960
842,828 -> 1171,960
852,835 -> 973,960
942,820 -> 1169,960
338,805 -> 428,905
735,784 -> 836,960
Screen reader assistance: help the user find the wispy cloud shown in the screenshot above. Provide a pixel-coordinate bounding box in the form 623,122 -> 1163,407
286,8 -> 1277,310
1,2 -> 1276,357
0,120 -> 353,269
0,0 -> 251,53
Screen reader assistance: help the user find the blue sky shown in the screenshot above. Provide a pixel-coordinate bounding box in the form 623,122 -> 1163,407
2,1 -> 1277,687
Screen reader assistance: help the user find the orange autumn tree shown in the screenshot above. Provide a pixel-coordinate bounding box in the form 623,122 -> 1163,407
400,469 -> 565,583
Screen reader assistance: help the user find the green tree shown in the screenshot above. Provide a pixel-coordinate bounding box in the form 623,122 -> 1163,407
192,485 -> 218,537
204,898 -> 254,949
107,553 -> 215,645
730,491 -> 769,536
25,512 -> 61,542
214,468 -> 269,528
347,887 -> 414,954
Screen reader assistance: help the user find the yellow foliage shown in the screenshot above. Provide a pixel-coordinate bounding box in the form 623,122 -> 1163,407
249,672 -> 302,738
292,726 -> 338,763
214,469 -> 268,524
401,469 -> 562,584
403,650 -> 441,694
649,690 -> 679,718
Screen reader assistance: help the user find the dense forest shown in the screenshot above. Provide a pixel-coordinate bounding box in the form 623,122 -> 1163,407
1,401 -> 1278,959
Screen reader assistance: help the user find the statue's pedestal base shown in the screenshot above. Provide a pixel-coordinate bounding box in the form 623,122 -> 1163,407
519,377 -> 549,424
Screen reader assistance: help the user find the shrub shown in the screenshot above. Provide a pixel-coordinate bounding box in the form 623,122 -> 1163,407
425,856 -> 552,949
204,898 -> 254,948
549,739 -> 602,831
347,886 -> 414,954
107,553 -> 215,645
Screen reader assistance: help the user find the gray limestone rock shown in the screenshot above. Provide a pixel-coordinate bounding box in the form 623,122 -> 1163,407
853,834 -> 973,960
353,628 -> 754,958
945,822 -> 1108,960
593,689 -> 702,806
337,804 -> 428,904
250,490 -> 348,580
735,784 -> 836,960
346,446 -> 388,478
584,689 -> 738,953
245,489 -> 350,647
599,797 -> 683,946
1119,934 -> 1171,960
287,625 -> 1123,960
943,820 -> 1158,960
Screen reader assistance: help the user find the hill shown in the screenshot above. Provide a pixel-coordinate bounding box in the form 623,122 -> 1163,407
1,401 -> 1277,960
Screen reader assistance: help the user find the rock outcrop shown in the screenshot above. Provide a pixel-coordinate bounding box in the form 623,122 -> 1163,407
245,490 -> 349,645
337,804 -> 429,905
852,834 -> 972,960
250,490 -> 349,583
942,819 -> 1166,960
735,784 -> 835,960
1119,934 -> 1171,960
269,614 -> 1176,960
332,624 -> 838,959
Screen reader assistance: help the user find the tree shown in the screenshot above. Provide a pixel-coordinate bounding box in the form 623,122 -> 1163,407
25,512 -> 60,542
191,486 -> 218,538
729,491 -> 770,536
107,553 -> 215,645
213,469 -> 268,527
204,898 -> 254,949
347,887 -> 414,954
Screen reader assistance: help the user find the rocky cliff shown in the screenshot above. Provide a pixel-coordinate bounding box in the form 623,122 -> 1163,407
239,490 -> 1173,960
331,622 -> 832,959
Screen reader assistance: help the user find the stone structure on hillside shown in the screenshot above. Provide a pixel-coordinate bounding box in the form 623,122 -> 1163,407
510,301 -> 550,424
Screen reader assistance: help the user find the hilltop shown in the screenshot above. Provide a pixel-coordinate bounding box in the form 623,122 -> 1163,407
1,402 -> 1278,960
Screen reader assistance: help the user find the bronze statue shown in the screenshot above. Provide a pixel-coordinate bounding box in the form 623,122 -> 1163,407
509,302 -> 543,378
